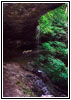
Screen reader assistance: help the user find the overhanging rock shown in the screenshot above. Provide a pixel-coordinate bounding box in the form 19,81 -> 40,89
3,3 -> 63,41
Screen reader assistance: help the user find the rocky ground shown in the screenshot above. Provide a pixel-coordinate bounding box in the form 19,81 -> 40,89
3,52 -> 67,97
3,62 -> 36,97
3,52 -> 54,97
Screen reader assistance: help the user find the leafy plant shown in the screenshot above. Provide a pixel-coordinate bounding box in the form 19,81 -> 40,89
41,41 -> 68,62
34,4 -> 68,90
38,4 -> 68,43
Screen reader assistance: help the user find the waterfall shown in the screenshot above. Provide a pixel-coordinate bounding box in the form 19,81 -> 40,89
35,25 -> 40,67
36,25 -> 40,51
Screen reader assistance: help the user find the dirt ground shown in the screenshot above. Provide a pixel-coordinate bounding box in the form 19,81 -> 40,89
3,62 -> 36,97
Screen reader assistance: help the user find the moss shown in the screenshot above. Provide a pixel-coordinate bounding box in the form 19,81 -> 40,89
16,80 -> 35,97
23,87 -> 35,97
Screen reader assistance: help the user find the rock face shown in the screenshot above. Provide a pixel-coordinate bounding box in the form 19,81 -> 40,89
3,3 -> 63,41
3,3 -> 63,57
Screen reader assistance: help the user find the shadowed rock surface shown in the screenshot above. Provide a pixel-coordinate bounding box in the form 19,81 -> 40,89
3,3 -> 63,58
3,3 -> 63,40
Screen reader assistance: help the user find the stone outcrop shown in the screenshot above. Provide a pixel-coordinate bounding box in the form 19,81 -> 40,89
3,3 -> 63,41
3,3 -> 63,58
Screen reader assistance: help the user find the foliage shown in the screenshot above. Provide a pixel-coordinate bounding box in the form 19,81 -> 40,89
39,4 -> 68,36
46,55 -> 67,82
41,42 -> 56,54
41,41 -> 68,63
34,4 -> 68,89
34,54 -> 68,88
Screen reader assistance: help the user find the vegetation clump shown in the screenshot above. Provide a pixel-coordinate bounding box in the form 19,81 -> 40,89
35,4 -> 68,90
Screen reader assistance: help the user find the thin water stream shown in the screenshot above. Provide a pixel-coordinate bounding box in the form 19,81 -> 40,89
36,25 -> 40,51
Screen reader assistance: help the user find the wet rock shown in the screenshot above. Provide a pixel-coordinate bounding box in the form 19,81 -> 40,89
33,69 -> 49,82
42,86 -> 50,95
36,70 -> 47,78
33,76 -> 54,97
34,76 -> 45,88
